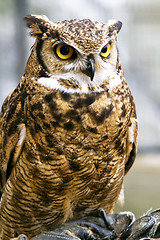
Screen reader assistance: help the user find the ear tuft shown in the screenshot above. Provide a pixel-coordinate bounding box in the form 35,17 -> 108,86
108,20 -> 122,34
24,15 -> 52,37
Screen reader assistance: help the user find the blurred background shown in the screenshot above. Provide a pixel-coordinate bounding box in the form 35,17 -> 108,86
0,0 -> 160,218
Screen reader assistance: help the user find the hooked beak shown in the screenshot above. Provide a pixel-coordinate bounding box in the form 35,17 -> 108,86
82,55 -> 95,81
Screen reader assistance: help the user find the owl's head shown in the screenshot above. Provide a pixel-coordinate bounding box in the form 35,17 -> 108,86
24,15 -> 122,93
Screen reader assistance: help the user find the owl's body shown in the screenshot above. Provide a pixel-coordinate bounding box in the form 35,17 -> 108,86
0,16 -> 137,239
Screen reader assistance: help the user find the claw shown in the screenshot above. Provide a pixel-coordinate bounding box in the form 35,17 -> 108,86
99,209 -> 114,231
121,216 -> 155,239
120,209 -> 160,240
11,235 -> 28,240
99,209 -> 136,238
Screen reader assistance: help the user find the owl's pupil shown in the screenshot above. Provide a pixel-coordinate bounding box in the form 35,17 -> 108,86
60,46 -> 70,55
101,45 -> 107,53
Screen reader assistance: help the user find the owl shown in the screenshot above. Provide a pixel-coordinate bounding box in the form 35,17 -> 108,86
0,15 -> 138,239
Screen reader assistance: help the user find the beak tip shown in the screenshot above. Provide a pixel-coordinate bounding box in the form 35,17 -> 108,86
82,56 -> 95,81
82,68 -> 95,81
90,75 -> 94,81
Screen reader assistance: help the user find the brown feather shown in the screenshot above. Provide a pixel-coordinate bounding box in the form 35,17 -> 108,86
0,15 -> 138,239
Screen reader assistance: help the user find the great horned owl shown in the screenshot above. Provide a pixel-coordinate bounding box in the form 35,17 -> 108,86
0,15 -> 138,239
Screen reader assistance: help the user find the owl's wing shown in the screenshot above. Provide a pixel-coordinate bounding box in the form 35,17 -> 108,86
0,90 -> 25,196
125,99 -> 138,175
117,100 -> 138,206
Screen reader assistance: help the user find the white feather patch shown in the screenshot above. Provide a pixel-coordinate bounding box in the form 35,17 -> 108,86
38,76 -> 90,94
108,75 -> 122,89
18,124 -> 26,146
13,124 -> 26,163
37,69 -> 122,94
128,118 -> 138,153
128,119 -> 137,144
117,185 -> 124,206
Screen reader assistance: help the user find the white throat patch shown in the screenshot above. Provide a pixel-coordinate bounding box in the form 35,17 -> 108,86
37,69 -> 122,94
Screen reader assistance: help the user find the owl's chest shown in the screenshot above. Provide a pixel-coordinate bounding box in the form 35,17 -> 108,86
22,89 -> 129,211
26,88 -> 130,162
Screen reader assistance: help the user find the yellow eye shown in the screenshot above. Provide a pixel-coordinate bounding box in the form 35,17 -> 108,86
55,44 -> 75,60
100,44 -> 111,58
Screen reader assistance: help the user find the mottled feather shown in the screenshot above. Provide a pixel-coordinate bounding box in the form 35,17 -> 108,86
0,15 -> 137,239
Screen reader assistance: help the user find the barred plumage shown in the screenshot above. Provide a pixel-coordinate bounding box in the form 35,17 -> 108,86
0,15 -> 137,239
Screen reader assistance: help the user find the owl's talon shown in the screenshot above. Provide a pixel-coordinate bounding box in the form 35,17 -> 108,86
30,210 -> 160,239
120,209 -> 160,239
98,210 -> 135,238
30,220 -> 109,240
76,221 -> 115,239
10,234 -> 28,240
99,209 -> 114,231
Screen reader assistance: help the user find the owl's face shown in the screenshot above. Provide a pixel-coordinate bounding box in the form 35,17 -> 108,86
25,15 -> 122,93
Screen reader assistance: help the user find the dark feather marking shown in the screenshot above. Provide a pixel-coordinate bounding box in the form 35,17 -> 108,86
125,142 -> 136,175
114,139 -> 124,155
64,121 -> 74,131
92,103 -> 114,124
121,103 -> 126,117
0,174 -> 2,199
109,21 -> 122,34
44,93 -> 56,103
65,109 -> 81,123
84,95 -> 97,106
43,122 -> 51,130
65,109 -> 78,117
34,122 -> 42,132
88,127 -> 98,134
73,98 -> 84,109
51,120 -> 60,128
55,148 -> 63,155
6,143 -> 24,183
39,69 -> 49,78
24,15 -> 44,28
45,133 -> 56,148
102,134 -> 108,140
50,30 -> 60,39
69,160 -> 81,171
6,104 -> 17,122
5,147 -> 15,182
31,102 -> 43,112
36,39 -> 49,74
51,112 -> 62,122
48,101 -> 57,112
73,93 -> 101,109
38,112 -> 45,120
39,24 -> 48,34
62,174 -> 73,184
60,92 -> 71,101
7,119 -> 20,137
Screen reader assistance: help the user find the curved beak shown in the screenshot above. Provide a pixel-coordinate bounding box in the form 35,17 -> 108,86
82,55 -> 95,81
